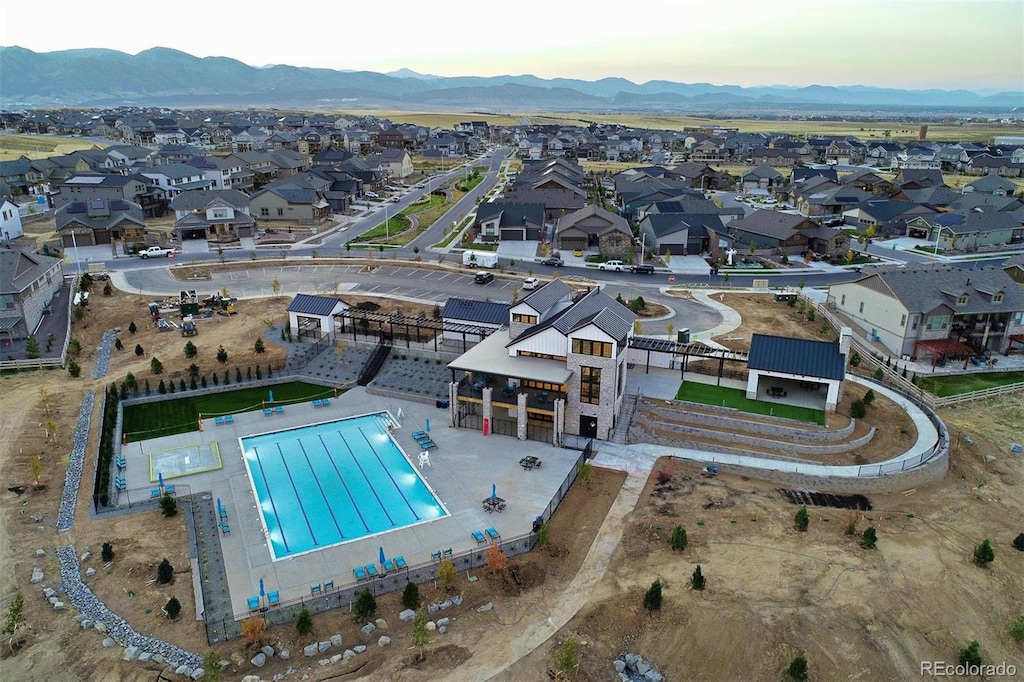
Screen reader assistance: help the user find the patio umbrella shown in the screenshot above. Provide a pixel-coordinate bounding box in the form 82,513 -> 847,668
379,546 -> 386,565
259,578 -> 265,598
216,498 -> 223,513
491,483 -> 497,500
425,418 -> 430,433
158,472 -> 164,488
268,389 -> 274,404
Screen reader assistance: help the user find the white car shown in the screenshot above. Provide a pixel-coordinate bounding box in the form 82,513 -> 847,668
764,198 -> 778,205
522,277 -> 541,290
598,260 -> 625,271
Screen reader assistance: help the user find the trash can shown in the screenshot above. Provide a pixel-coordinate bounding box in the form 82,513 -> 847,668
435,399 -> 449,409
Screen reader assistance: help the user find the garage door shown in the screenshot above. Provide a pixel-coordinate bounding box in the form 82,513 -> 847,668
180,229 -> 207,240
94,231 -> 111,245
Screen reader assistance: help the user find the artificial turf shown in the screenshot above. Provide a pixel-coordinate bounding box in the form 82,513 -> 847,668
675,381 -> 826,425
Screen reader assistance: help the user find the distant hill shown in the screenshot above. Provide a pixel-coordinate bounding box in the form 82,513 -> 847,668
1,45 -> 1021,113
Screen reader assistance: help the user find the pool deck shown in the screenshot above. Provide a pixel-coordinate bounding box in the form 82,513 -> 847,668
121,388 -> 574,616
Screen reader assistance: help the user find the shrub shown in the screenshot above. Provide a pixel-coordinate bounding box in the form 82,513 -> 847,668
436,559 -> 456,592
401,581 -> 420,610
691,565 -> 706,590
135,343 -> 144,356
24,335 -> 40,359
973,539 -> 994,566
160,492 -> 178,517
158,380 -> 166,394
851,400 -> 867,419
223,370 -> 230,385
179,379 -> 186,392
164,597 -> 181,619
241,615 -> 266,645
150,356 -> 163,374
168,380 -> 175,394
295,608 -> 313,636
958,640 -> 982,667
184,341 -> 197,358
536,520 -> 550,548
850,351 -> 861,367
1010,615 -> 1024,643
255,365 -> 262,380
144,379 -> 151,395
235,367 -> 243,383
128,321 -> 137,334
101,542 -> 113,562
114,337 -> 123,351
670,525 -> 688,551
787,656 -> 808,681
806,309 -> 815,322
554,635 -> 579,674
861,526 -> 878,549
794,506 -> 810,532
863,389 -> 876,405
255,338 -> 265,354
643,579 -> 663,611
353,589 -> 377,623
873,367 -> 884,381
217,345 -> 228,363
486,543 -> 509,573
67,360 -> 81,377
246,366 -> 252,381
156,558 -> 173,584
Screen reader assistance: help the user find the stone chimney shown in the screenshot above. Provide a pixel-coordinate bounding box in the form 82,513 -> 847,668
839,326 -> 852,362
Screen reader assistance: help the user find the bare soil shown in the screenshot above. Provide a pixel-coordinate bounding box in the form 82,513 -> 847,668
710,292 -> 836,351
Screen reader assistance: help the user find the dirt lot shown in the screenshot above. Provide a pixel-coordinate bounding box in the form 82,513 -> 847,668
709,292 -> 836,351
2,281 -> 1022,681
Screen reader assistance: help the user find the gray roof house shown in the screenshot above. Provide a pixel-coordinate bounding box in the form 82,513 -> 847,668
474,202 -> 546,243
0,247 -> 64,342
170,190 -> 256,241
554,205 -> 633,258
54,199 -> 148,248
963,174 -> 1018,196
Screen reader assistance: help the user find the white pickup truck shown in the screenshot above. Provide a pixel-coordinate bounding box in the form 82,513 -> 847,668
139,246 -> 174,259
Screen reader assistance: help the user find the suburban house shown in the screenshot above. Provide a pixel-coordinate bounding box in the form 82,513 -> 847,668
554,205 -> 633,258
138,163 -> 213,199
447,282 -> 637,443
749,147 -> 802,167
741,165 -> 785,193
441,297 -> 509,347
904,211 -> 1024,251
1,199 -> 25,242
842,199 -> 935,236
0,247 -> 64,343
474,202 -> 546,243
169,189 -> 256,241
374,149 -> 414,180
54,198 -> 148,248
0,158 -> 35,197
797,185 -> 873,219
249,184 -> 330,224
963,175 -> 1018,196
828,264 -> 1024,361
637,212 -> 724,257
726,210 -> 850,259
498,187 -> 586,224
185,156 -> 245,191
894,169 -> 945,191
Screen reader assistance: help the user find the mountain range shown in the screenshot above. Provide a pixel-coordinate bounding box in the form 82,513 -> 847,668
1,46 -> 1021,114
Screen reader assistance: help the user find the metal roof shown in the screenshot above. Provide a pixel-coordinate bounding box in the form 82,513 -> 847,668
441,298 -> 509,326
747,333 -> 846,381
286,293 -> 346,316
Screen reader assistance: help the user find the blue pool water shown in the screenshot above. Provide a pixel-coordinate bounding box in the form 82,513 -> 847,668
241,413 -> 447,560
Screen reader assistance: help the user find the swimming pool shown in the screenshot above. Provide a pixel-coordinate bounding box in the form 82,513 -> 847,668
240,412 -> 448,560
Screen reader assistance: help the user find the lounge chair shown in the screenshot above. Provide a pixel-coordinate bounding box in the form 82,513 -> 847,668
224,415 -> 234,424
114,478 -> 126,491
393,555 -> 407,570
215,416 -> 224,425
312,399 -> 322,408
219,521 -> 230,534
353,565 -> 367,581
442,547 -> 453,558
486,527 -> 500,541
321,398 -> 330,407
323,580 -> 334,591
115,455 -> 127,469
310,584 -> 322,595
267,591 -> 280,605
411,431 -> 427,440
417,436 -> 438,450
276,405 -> 284,414
219,507 -> 228,521
381,559 -> 395,573
472,530 -> 486,544
364,564 -> 379,578
264,407 -> 273,416
248,596 -> 260,610
164,484 -> 175,495
150,487 -> 161,498
431,551 -> 442,562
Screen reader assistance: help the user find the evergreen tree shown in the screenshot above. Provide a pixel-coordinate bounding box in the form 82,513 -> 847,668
643,579 -> 663,611
353,589 -> 377,623
164,597 -> 181,619
691,565 -> 706,590
156,558 -> 174,584
794,506 -> 810,532
973,539 -> 994,566
295,608 -> 313,636
255,338 -> 265,354
217,345 -> 228,363
670,525 -> 688,551
128,321 -> 137,334
401,581 -> 420,610
135,343 -> 144,356
861,526 -> 878,549
787,656 -> 808,681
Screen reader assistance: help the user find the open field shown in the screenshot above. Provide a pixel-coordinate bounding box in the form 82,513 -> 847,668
0,133 -> 105,161
916,370 -> 1024,397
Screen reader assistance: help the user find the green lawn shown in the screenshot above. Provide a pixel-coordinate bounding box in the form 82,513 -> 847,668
914,371 -> 1024,397
675,381 -> 826,425
122,381 -> 338,442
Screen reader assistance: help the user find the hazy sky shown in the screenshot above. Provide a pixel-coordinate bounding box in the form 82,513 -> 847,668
2,0 -> 1022,92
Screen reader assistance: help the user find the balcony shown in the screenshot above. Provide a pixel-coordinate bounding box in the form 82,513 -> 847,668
456,376 -> 564,412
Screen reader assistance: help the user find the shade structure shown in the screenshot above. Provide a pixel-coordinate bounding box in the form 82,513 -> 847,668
259,578 -> 265,598
379,546 -> 386,565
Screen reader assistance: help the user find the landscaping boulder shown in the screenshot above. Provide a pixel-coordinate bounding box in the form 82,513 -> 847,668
343,649 -> 355,660
636,659 -> 652,675
43,587 -> 56,598
94,622 -> 107,632
303,643 -> 318,657
190,668 -> 205,680
101,638 -> 115,648
85,567 -> 96,577
438,599 -> 452,611
280,650 -> 290,661
360,622 -> 376,636
318,640 -> 331,653
438,625 -> 447,635
353,645 -> 366,654
251,652 -> 266,668
614,660 -> 626,673
242,676 -> 261,682
426,621 -> 436,631
399,609 -> 416,622
436,617 -> 450,628
451,595 -> 463,606
427,602 -> 439,614
36,549 -> 45,557
330,653 -> 344,664
645,671 -> 663,682
137,652 -> 152,663
475,602 -> 493,612
81,619 -> 93,630
374,618 -> 388,631
30,568 -> 43,583
175,666 -> 192,677
330,634 -> 343,648
53,601 -> 65,610
378,635 -> 391,647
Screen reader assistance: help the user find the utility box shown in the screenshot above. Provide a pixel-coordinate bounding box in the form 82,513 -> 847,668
677,328 -> 691,344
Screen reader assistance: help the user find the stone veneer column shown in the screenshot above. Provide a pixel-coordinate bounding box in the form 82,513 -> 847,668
448,383 -> 458,428
482,387 -> 492,434
552,399 -> 563,446
517,392 -> 528,440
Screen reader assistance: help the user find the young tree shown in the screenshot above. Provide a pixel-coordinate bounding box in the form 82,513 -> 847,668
486,543 -> 509,573
670,525 -> 688,551
124,371 -> 137,392
202,651 -> 222,682
787,656 -> 809,681
554,635 -> 580,675
3,591 -> 26,654
958,640 -> 982,667
536,520 -> 551,548
101,542 -> 114,562
158,379 -> 166,394
28,457 -> 43,489
353,589 -> 377,623
184,341 -> 197,358
437,559 -> 457,593
411,607 -> 429,662
222,370 -> 230,385
794,506 -> 810,532
178,378 -> 186,392
577,460 -> 593,488
150,356 -> 163,374
691,565 -> 706,590
217,345 -> 228,363
241,615 -> 266,646
272,278 -> 281,296
402,581 -> 420,610
861,526 -> 878,549
851,400 -> 867,419
24,335 -> 40,359
235,367 -> 243,383
254,337 -> 265,354
255,366 -> 262,380
144,378 -> 151,395
156,558 -> 174,584
973,539 -> 994,566
67,360 -> 81,378
135,343 -> 144,357
128,320 -> 138,334
643,579 -> 663,612
1010,615 -> 1024,643
164,596 -> 181,619
863,388 -> 876,406
160,492 -> 178,517
295,608 -> 313,636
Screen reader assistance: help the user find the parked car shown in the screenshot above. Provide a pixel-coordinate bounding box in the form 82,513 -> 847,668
522,277 -> 541,290
598,260 -> 625,271
763,198 -> 778,205
474,271 -> 494,284
631,264 -> 656,274
540,257 -> 564,267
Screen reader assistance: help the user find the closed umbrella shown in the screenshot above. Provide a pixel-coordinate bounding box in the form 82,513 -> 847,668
259,578 -> 265,598
268,389 -> 274,404
379,546 -> 386,566
216,498 -> 223,513
491,483 -> 497,500
158,472 -> 164,488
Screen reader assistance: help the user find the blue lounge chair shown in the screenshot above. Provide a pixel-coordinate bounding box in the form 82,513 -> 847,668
364,564 -> 379,578
416,436 -> 438,450
267,591 -> 279,605
442,547 -> 453,558
412,431 -> 427,440
353,565 -> 367,581
393,556 -> 407,569
215,416 -> 224,425
219,506 -> 228,521
486,527 -> 500,541
219,521 -> 230,534
275,405 -> 284,414
321,398 -> 330,407
264,408 -> 273,416
472,530 -> 486,544
431,550 -> 442,562
115,455 -> 127,468
248,596 -> 260,610
224,415 -> 234,424
165,484 -> 175,495
310,584 -> 321,595
115,478 -> 126,491
381,559 -> 395,573
312,399 -> 322,408
323,580 -> 334,591
151,487 -> 161,498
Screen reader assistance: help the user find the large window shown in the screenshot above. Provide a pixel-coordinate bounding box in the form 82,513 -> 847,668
580,366 -> 601,405
517,350 -> 565,361
512,313 -> 537,324
572,339 -> 613,357
926,315 -> 949,331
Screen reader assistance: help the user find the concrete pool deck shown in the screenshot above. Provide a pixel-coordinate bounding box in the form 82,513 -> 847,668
121,387 -> 574,616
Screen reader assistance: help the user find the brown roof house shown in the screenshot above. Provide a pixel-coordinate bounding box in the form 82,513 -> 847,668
727,210 -> 850,259
555,205 -> 633,258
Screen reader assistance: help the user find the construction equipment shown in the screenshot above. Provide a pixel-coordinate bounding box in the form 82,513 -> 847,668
179,290 -> 199,317
181,316 -> 198,337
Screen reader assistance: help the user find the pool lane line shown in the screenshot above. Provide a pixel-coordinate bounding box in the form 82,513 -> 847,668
358,426 -> 420,520
252,446 -> 290,555
318,434 -> 370,534
277,442 -> 320,548
297,438 -> 344,539
337,430 -> 396,527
